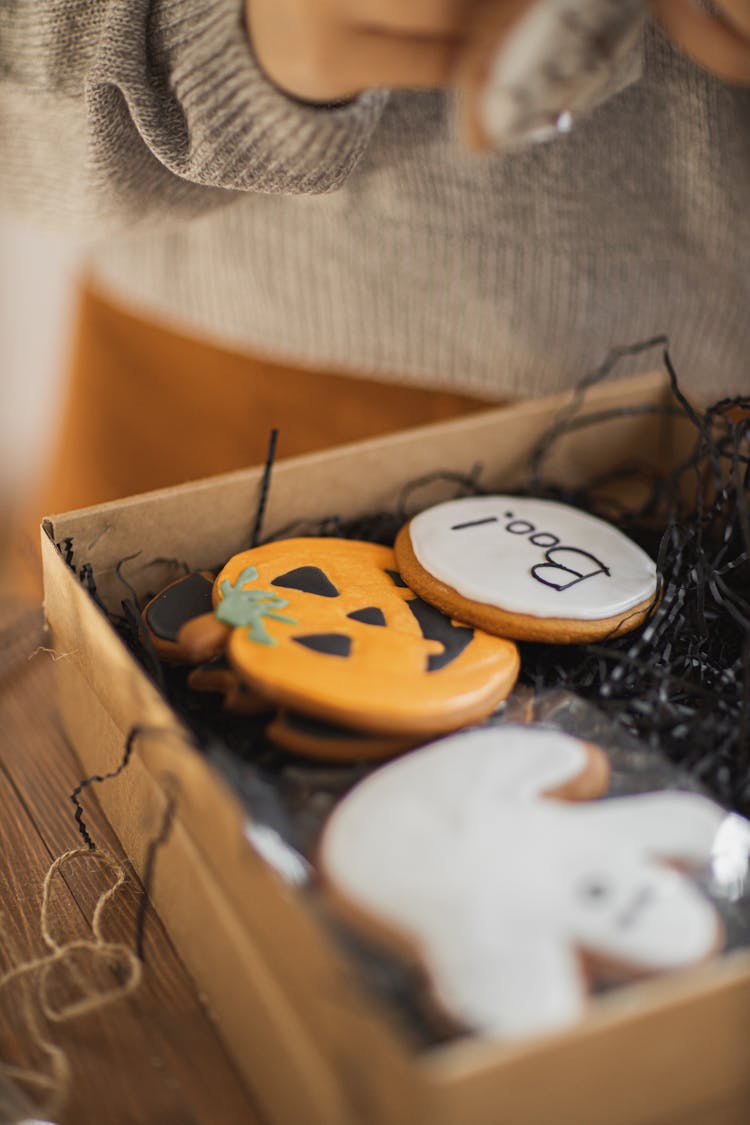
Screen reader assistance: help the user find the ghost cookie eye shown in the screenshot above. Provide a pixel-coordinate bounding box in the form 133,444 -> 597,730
578,877 -> 612,903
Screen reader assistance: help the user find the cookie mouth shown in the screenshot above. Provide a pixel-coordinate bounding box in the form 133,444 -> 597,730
615,885 -> 655,930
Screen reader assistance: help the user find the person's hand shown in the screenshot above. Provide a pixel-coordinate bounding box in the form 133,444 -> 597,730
245,0 -> 492,102
246,0 -> 750,117
650,0 -> 750,84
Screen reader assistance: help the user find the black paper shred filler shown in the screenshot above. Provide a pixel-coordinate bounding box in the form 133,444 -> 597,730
513,345 -> 750,815
103,342 -> 750,819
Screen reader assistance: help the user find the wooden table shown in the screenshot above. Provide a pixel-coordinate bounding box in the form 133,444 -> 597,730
0,600 -> 263,1124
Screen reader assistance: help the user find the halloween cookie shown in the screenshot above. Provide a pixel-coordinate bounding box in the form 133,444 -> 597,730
395,496 -> 658,643
320,725 -> 724,1040
187,657 -> 272,716
267,710 -> 417,762
211,538 -> 520,736
141,571 -> 215,661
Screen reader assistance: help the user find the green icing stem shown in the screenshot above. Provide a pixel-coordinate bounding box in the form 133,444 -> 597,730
216,565 -> 297,647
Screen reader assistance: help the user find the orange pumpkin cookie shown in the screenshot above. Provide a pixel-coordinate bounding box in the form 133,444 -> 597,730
266,710 -> 417,762
213,539 -> 520,736
187,657 -> 272,715
141,571 -> 215,662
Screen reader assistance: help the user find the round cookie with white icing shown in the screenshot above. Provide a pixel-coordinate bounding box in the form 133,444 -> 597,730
320,725 -> 725,1040
395,495 -> 659,643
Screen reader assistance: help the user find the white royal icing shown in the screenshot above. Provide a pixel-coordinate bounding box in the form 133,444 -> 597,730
409,495 -> 657,621
321,726 -> 725,1039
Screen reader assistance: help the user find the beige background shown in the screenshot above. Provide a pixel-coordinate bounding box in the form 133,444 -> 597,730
0,219 -> 79,505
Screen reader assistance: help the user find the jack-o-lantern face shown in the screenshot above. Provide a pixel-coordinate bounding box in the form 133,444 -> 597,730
214,539 -> 519,736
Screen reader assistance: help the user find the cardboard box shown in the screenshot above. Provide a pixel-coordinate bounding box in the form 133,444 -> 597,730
42,372 -> 750,1125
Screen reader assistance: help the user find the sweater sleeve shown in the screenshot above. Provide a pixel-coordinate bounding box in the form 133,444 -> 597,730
0,0 -> 389,233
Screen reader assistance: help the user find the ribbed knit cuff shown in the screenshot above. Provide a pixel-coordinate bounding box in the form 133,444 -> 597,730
132,0 -> 389,194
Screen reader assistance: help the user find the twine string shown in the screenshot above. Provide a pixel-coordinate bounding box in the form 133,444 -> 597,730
0,722 -> 186,1119
0,848 -> 142,1120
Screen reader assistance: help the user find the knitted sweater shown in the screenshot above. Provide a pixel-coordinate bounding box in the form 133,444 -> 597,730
2,1 -> 749,399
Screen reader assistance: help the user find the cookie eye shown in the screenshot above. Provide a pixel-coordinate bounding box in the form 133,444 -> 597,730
271,566 -> 339,597
579,878 -> 611,903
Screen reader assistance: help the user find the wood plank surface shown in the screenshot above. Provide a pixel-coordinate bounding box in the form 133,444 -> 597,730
0,598 -> 263,1125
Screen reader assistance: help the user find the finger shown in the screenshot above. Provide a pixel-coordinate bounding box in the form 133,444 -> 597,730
344,26 -> 465,90
453,0 -> 536,148
714,0 -> 750,40
651,0 -> 750,84
268,27 -> 463,101
342,0 -> 475,37
247,3 -> 464,101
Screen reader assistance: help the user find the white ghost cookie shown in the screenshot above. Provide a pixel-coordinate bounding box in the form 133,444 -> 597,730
395,495 -> 659,643
320,726 -> 725,1040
